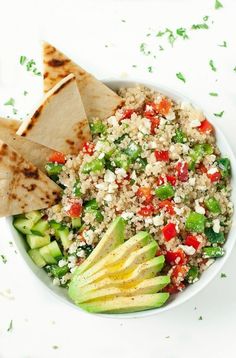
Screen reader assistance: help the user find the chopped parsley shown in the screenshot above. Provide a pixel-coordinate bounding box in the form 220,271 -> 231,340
4,98 -> 15,106
52,345 -> 59,350
121,19 -> 126,23
132,65 -> 137,68
218,41 -> 227,47
156,30 -> 165,37
209,92 -> 218,96
198,316 -> 203,320
234,67 -> 236,72
191,23 -> 209,30
203,15 -> 209,21
214,110 -> 224,117
140,43 -> 151,56
176,72 -> 186,83
147,66 -> 153,73
165,28 -> 176,46
23,90 -> 28,96
20,55 -> 42,76
12,108 -> 18,115
215,0 -> 223,10
0,254 -> 7,264
19,55 -> 27,65
159,45 -> 164,51
7,320 -> 13,332
209,59 -> 217,72
176,27 -> 189,39
221,272 -> 227,278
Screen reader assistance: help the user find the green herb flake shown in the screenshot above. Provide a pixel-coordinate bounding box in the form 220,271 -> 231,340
218,41 -> 227,47
176,72 -> 186,83
165,28 -> 176,46
209,59 -> 217,72
221,272 -> 227,278
121,19 -> 126,23
156,30 -> 165,37
20,55 -> 27,65
147,66 -> 153,73
176,27 -> 189,39
12,108 -> 18,115
52,345 -> 59,350
191,23 -> 209,30
234,67 -> 236,72
140,43 -> 151,56
159,45 -> 164,51
198,316 -> 203,321
4,98 -> 15,106
203,15 -> 209,21
215,0 -> 223,10
214,110 -> 224,117
0,254 -> 7,264
209,92 -> 218,96
146,33 -> 151,37
132,64 -> 137,68
7,320 -> 13,332
23,91 -> 28,96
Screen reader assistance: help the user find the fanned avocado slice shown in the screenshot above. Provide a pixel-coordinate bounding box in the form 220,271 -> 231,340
79,293 -> 170,313
75,276 -> 170,304
75,217 -> 125,275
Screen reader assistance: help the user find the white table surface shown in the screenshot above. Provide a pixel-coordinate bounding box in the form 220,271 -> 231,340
0,0 -> 236,357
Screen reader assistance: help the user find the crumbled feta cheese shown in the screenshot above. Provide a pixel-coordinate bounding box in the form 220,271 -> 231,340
98,153 -> 105,159
174,196 -> 182,204
52,278 -> 60,286
159,118 -> 166,128
179,244 -> 196,255
145,218 -> 153,225
76,249 -> 86,258
208,167 -> 218,175
108,183 -> 118,193
181,144 -> 189,154
195,200 -> 205,215
213,219 -> 220,233
104,170 -> 116,183
153,214 -> 164,226
68,242 -> 78,254
107,116 -> 119,126
174,207 -> 184,215
95,182 -> 107,190
130,171 -> 137,180
95,141 -> 103,151
104,194 -> 113,202
83,230 -> 95,245
190,119 -> 201,128
189,177 -> 196,186
115,168 -> 127,177
165,110 -> 175,121
138,118 -> 151,134
58,259 -> 67,267
148,141 -> 158,149
121,211 -> 134,220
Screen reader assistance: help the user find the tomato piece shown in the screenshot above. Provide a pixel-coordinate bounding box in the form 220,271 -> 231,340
185,235 -> 201,250
162,222 -> 177,241
159,200 -> 175,215
149,117 -> 160,134
67,202 -> 82,218
166,175 -> 177,186
156,176 -> 165,186
171,265 -> 189,283
136,187 -> 153,203
197,163 -> 208,174
154,150 -> 169,162
82,142 -> 95,156
165,249 -> 186,265
198,119 -> 214,133
48,151 -> 66,164
120,109 -> 136,120
207,170 -> 221,182
138,204 -> 155,217
157,98 -> 171,116
176,161 -> 189,182
143,102 -> 157,117
164,282 -> 185,294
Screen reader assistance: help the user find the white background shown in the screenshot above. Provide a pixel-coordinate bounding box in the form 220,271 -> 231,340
0,0 -> 236,357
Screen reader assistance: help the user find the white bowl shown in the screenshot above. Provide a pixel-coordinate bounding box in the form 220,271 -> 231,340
7,79 -> 236,318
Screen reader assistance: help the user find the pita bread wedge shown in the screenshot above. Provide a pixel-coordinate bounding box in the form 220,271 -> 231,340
17,74 -> 91,155
0,117 -> 53,172
43,42 -> 123,120
0,140 -> 61,217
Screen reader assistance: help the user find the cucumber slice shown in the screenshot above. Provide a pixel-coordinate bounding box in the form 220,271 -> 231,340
57,227 -> 71,250
25,211 -> 42,224
72,218 -> 82,229
13,216 -> 34,235
28,249 -> 46,268
26,234 -> 50,249
39,241 -> 62,264
31,219 -> 49,236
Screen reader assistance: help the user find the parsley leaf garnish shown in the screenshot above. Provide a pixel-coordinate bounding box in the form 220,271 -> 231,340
121,19 -> 126,23
23,91 -> 28,96
218,41 -> 227,47
176,27 -> 189,39
20,56 -> 27,65
140,43 -> 151,56
176,72 -> 186,83
147,66 -> 153,73
7,320 -> 13,332
191,23 -> 209,30
203,15 -> 209,21
0,254 -> 7,264
215,0 -> 223,9
198,316 -> 203,320
159,45 -> 164,51
209,92 -> 218,96
209,59 -> 217,71
132,65 -> 137,68
4,98 -> 15,106
156,30 -> 165,37
234,67 -> 236,72
214,110 -> 224,117
221,272 -> 227,278
20,56 -> 42,76
165,28 -> 176,46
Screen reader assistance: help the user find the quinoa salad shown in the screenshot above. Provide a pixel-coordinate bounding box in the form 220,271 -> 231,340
14,86 -> 233,295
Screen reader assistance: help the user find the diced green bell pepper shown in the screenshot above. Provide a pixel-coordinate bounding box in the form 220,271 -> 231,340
189,143 -> 213,170
84,199 -> 99,211
73,180 -> 82,197
186,266 -> 199,283
82,159 -> 104,174
124,141 -> 142,161
205,227 -> 225,244
205,197 -> 221,214
46,264 -> 69,278
172,129 -> 187,143
136,157 -> 147,172
202,246 -> 224,258
113,151 -> 131,171
45,162 -> 63,176
185,212 -> 206,233
90,120 -> 107,135
217,157 -> 231,178
155,184 -> 175,200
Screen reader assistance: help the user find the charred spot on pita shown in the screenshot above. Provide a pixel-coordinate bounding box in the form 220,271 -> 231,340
48,59 -> 70,68
22,167 -> 39,180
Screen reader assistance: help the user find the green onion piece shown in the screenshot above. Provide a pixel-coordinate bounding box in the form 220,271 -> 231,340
45,162 -> 63,176
155,184 -> 175,200
202,246 -> 224,258
136,157 -> 147,172
189,143 -> 213,170
114,151 -> 131,171
186,266 -> 199,283
217,157 -> 231,178
90,120 -> 107,135
205,197 -> 221,214
82,159 -> 104,174
205,227 -> 225,244
172,129 -> 187,143
124,141 -> 142,161
73,180 -> 82,197
185,212 -> 206,233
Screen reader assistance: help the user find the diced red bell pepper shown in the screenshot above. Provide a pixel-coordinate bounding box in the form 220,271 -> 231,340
82,142 -> 95,156
185,235 -> 201,250
48,151 -> 66,164
171,265 -> 189,283
143,102 -> 157,118
136,187 -> 153,203
157,98 -> 171,116
176,161 -> 189,182
149,117 -> 160,134
159,200 -> 175,215
165,249 -> 186,265
164,282 -> 185,294
120,108 -> 136,120
67,202 -> 82,218
166,175 -> 177,186
162,222 -> 177,241
207,170 -> 221,182
198,119 -> 214,134
138,204 -> 155,217
154,150 -> 169,162
156,176 -> 165,186
197,163 -> 208,174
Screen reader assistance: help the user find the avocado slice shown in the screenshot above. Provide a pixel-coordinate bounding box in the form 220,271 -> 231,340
79,293 -> 170,313
75,217 -> 125,275
75,275 -> 170,304
68,255 -> 165,302
79,231 -> 153,280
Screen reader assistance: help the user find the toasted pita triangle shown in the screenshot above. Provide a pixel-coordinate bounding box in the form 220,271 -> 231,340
0,140 -> 61,217
43,42 -> 122,120
17,74 -> 91,155
0,117 -> 52,172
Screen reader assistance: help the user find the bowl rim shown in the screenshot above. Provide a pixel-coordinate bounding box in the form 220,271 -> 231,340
7,78 -> 236,319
